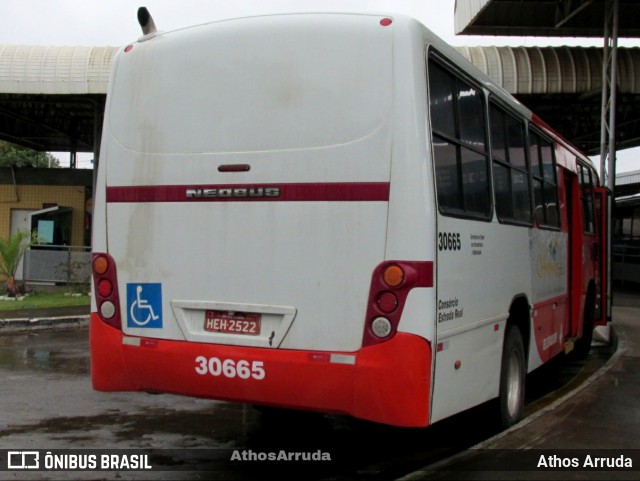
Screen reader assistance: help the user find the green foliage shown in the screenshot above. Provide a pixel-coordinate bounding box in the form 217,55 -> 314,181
0,231 -> 31,279
0,290 -> 90,311
0,231 -> 32,297
0,140 -> 60,168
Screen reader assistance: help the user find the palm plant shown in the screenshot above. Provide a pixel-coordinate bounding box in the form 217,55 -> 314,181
0,231 -> 31,297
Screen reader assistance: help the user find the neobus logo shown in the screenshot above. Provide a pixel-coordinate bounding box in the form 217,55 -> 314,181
186,187 -> 281,199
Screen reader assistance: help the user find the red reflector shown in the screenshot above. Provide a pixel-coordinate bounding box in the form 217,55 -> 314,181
378,292 -> 398,313
380,18 -> 393,27
309,353 -> 331,363
124,44 -> 134,53
97,279 -> 113,298
141,338 -> 159,348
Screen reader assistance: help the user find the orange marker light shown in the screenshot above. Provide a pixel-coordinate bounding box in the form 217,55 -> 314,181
383,265 -> 404,287
93,256 -> 109,275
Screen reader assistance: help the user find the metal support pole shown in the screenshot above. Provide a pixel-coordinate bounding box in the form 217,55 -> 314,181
599,0 -> 619,190
599,2 -> 611,182
598,0 -> 618,329
93,102 -> 102,173
607,0 -> 619,192
92,103 -> 102,197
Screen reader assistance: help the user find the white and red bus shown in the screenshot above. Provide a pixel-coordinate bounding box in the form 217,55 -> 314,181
91,11 -> 609,428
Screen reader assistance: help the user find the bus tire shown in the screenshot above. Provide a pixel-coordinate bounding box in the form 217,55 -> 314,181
498,325 -> 526,429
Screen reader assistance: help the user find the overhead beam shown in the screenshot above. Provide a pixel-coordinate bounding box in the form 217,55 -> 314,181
455,0 -> 640,37
555,0 -> 594,29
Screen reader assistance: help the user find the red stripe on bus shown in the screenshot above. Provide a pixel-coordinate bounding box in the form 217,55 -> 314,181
106,183 -> 390,203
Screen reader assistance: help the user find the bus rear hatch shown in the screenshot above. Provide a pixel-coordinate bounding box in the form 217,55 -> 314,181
101,13 -> 395,353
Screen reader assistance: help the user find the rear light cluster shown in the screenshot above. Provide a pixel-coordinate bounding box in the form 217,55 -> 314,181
362,261 -> 434,347
92,253 -> 122,330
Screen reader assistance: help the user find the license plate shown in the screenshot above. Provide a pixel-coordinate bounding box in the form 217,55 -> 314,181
204,311 -> 261,336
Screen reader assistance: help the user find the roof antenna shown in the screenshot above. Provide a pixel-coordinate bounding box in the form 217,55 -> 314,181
137,6 -> 157,36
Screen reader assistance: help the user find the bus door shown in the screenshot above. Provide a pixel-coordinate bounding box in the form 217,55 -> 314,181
594,186 -> 611,325
564,170 -> 583,339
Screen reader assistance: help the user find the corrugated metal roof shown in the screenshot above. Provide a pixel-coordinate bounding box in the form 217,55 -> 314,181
1,42 -> 639,155
455,46 -> 640,95
0,45 -> 117,95
2,44 -> 638,98
617,170 -> 640,186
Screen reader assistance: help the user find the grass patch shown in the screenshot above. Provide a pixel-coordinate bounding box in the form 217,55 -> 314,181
0,290 -> 90,311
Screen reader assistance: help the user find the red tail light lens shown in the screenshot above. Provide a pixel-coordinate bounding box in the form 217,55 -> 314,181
363,261 -> 434,347
97,279 -> 113,298
377,291 -> 398,313
92,252 -> 122,330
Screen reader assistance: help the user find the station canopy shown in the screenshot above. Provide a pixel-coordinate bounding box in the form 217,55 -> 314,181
455,45 -> 640,154
455,0 -> 640,37
454,0 -> 640,156
0,45 -> 116,153
2,2 -> 640,158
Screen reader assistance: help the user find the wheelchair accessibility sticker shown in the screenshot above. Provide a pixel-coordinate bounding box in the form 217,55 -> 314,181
127,283 -> 163,328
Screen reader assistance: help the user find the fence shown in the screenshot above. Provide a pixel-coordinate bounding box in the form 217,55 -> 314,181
22,245 -> 91,284
613,244 -> 640,286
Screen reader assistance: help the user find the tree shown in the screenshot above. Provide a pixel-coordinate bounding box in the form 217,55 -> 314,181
0,231 -> 31,297
0,140 -> 60,168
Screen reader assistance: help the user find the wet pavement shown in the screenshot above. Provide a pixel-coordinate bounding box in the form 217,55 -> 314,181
0,337 -> 614,479
0,305 -> 89,320
402,288 -> 640,480
0,293 -> 634,480
0,325 -> 502,479
0,305 -> 89,333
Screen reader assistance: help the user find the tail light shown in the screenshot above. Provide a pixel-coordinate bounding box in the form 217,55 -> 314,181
362,261 -> 433,347
92,253 -> 122,330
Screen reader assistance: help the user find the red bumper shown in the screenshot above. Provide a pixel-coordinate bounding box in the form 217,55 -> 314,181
90,313 -> 432,427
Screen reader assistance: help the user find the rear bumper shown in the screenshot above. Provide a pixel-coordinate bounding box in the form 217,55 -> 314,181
90,313 -> 432,427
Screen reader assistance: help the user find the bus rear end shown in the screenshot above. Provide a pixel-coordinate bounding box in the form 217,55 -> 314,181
91,13 -> 433,427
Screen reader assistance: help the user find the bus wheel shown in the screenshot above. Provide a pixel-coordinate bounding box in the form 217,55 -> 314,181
498,325 -> 526,429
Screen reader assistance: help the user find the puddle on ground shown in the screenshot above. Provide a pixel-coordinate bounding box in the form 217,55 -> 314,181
0,329 -> 89,375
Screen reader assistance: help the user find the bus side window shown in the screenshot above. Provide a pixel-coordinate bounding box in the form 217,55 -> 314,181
578,162 -> 596,234
489,103 -> 532,225
530,130 -> 560,228
428,58 -> 491,219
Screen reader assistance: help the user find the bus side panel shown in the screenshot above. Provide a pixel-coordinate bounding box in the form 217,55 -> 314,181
529,227 -> 569,365
430,219 -> 527,424
385,21 -> 437,344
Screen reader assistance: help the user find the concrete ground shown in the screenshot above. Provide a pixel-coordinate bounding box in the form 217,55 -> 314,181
402,287 -> 640,480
